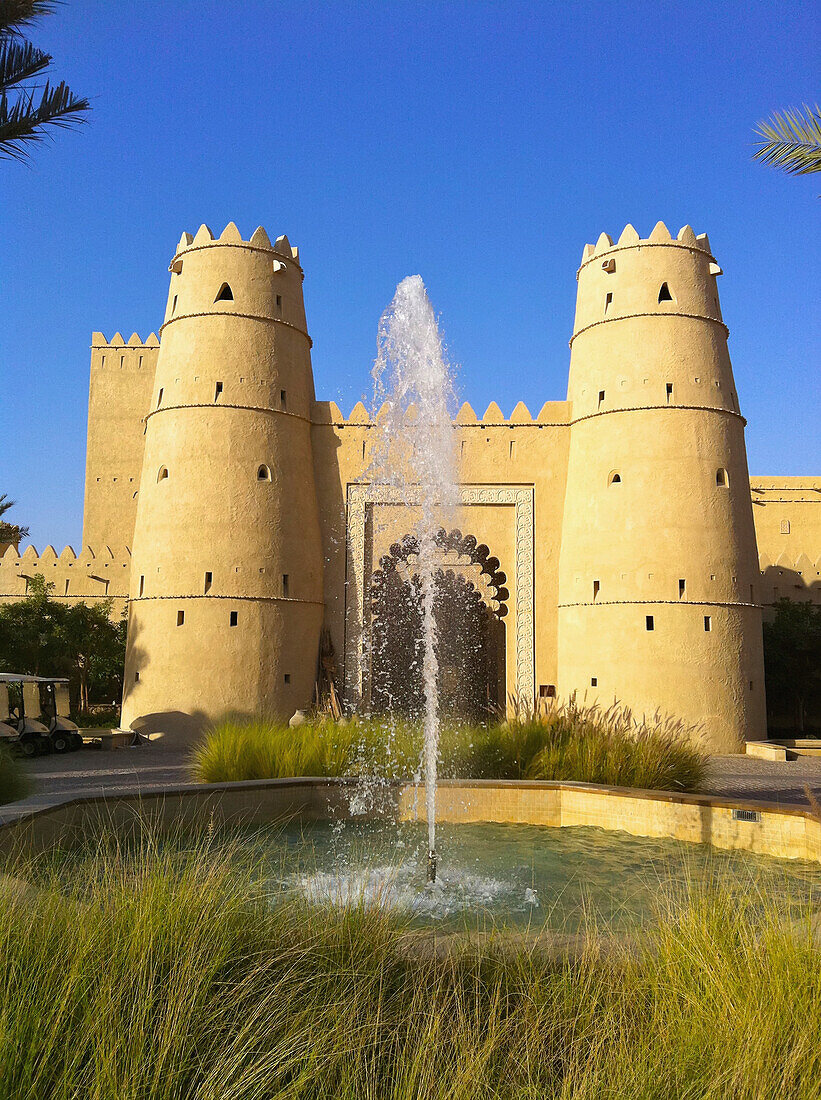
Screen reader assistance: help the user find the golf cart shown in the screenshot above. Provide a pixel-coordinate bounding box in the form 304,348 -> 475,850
36,677 -> 83,752
0,673 -> 51,756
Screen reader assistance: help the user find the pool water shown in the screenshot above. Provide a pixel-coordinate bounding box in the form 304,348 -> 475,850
240,820 -> 821,933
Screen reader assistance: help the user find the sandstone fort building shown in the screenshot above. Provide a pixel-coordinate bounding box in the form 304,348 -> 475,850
2,220 -> 818,749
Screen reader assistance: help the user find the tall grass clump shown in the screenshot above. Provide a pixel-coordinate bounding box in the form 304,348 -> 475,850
518,700 -> 706,790
193,701 -> 706,791
0,827 -> 818,1099
189,718 -> 362,782
0,744 -> 30,804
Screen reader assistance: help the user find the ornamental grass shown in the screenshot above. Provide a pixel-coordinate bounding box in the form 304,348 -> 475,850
192,701 -> 707,792
0,743 -> 30,805
0,828 -> 817,1099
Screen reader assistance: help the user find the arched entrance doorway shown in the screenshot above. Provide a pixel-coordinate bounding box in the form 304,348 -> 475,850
368,529 -> 507,721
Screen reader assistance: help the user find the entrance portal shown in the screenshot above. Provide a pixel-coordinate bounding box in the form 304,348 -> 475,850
368,530 -> 507,721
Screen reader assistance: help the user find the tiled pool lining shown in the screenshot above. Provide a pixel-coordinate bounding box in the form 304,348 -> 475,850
1,777 -> 819,862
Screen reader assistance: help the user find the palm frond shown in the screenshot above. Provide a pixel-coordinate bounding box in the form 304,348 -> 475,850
0,38 -> 49,91
0,2 -> 59,37
0,78 -> 89,161
752,104 -> 821,176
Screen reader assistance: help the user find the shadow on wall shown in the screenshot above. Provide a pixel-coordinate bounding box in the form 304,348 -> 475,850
129,708 -> 251,749
761,565 -> 821,606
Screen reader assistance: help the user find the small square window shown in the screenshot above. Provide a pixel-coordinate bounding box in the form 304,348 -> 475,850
645,615 -> 655,631
284,673 -> 291,684
229,611 -> 238,627
780,520 -> 790,535
590,677 -> 598,687
176,610 -> 184,626
539,684 -> 556,699
704,616 -> 712,631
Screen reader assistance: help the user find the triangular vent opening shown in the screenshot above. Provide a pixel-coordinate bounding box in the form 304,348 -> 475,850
658,282 -> 673,303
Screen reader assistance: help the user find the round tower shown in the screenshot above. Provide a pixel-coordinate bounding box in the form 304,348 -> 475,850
556,222 -> 766,750
120,223 -> 324,743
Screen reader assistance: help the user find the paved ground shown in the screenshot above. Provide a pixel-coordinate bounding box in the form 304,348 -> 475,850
702,754 -> 821,807
11,745 -> 821,809
20,746 -> 193,799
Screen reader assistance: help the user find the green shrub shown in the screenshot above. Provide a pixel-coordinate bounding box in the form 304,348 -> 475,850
0,744 -> 30,804
0,831 -> 817,1098
193,703 -> 706,792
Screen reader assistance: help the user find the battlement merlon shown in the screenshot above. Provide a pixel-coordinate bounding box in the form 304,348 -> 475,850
578,223 -> 722,276
169,222 -> 301,270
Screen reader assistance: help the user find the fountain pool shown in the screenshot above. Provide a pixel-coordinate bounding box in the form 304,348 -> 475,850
232,819 -> 821,934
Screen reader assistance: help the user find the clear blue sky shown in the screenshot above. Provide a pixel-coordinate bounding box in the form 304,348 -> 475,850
1,0 -> 818,550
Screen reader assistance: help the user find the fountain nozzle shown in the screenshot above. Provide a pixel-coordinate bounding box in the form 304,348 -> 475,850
427,849 -> 438,883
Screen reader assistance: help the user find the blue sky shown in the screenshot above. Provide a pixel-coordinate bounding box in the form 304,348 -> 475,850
1,0 -> 818,550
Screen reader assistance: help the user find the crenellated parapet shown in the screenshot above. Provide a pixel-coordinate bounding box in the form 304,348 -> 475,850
0,543 -> 131,615
171,221 -> 301,266
91,331 -> 160,350
578,221 -> 719,270
311,399 -> 572,428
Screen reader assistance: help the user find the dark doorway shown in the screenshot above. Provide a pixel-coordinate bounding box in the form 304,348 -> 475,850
369,533 -> 507,721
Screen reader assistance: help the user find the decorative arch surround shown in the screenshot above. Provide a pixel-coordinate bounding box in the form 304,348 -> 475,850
344,483 -> 535,710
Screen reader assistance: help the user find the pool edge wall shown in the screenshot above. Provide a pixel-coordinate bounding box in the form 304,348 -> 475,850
1,778 -> 819,863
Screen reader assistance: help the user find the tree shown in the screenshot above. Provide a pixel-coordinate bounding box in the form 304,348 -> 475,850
762,600 -> 821,734
752,104 -> 821,177
57,600 -> 126,711
0,0 -> 90,163
0,574 -> 126,712
0,493 -> 29,545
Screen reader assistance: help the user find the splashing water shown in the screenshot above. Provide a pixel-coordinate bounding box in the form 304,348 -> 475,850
369,276 -> 459,869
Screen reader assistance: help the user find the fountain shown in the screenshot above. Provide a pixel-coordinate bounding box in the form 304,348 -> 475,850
368,275 -> 459,881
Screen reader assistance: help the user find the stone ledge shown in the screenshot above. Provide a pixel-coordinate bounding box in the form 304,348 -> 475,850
0,776 -> 818,863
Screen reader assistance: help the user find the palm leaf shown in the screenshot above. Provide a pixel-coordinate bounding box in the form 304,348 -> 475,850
0,38 -> 50,91
0,78 -> 89,161
0,2 -> 59,37
752,104 -> 821,176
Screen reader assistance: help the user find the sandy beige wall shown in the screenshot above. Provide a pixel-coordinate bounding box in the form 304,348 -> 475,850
0,543 -> 129,616
751,477 -> 821,605
82,335 -> 158,549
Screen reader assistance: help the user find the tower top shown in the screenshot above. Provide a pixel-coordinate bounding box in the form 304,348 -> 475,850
578,222 -> 716,271
171,222 -> 301,266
